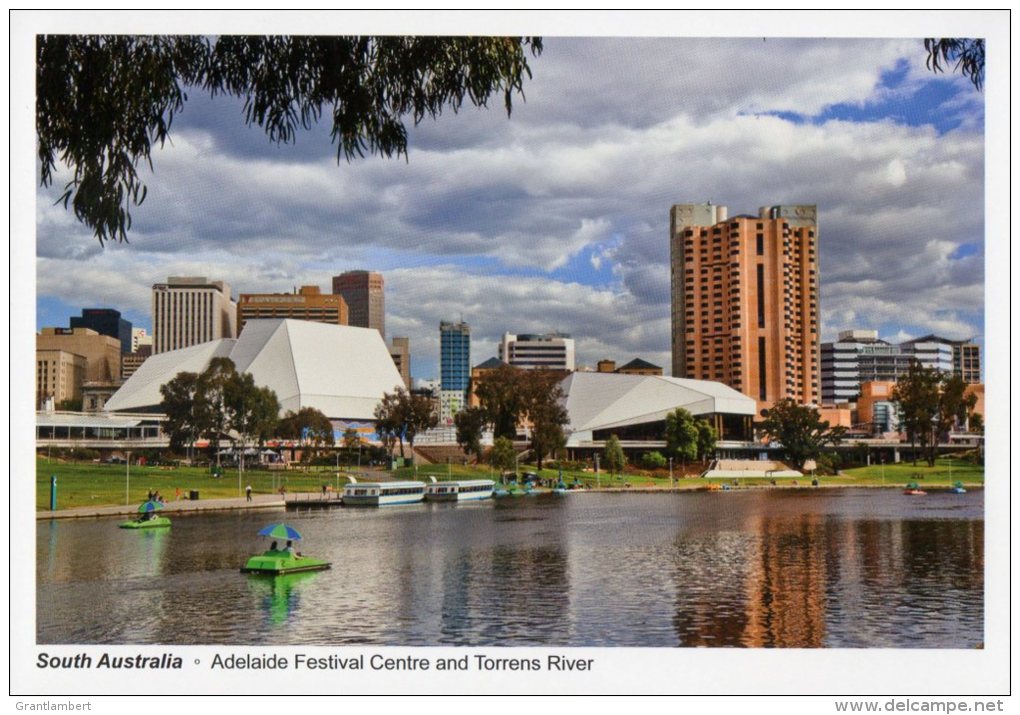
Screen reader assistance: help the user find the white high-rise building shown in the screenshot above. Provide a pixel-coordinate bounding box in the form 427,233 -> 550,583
130,327 -> 153,353
499,332 -> 575,371
152,276 -> 237,354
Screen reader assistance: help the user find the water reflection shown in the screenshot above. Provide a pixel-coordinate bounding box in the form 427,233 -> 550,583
36,490 -> 984,648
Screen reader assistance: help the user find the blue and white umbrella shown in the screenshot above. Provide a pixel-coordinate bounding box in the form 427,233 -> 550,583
257,523 -> 303,541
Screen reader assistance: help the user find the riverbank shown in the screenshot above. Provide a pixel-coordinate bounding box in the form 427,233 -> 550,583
36,455 -> 982,513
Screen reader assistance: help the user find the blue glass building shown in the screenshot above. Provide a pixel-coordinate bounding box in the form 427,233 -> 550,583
70,308 -> 132,354
440,321 -> 471,394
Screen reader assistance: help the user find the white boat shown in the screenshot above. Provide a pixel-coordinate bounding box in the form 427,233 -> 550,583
342,481 -> 425,506
424,479 -> 495,502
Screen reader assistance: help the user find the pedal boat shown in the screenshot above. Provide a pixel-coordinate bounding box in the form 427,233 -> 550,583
241,549 -> 330,575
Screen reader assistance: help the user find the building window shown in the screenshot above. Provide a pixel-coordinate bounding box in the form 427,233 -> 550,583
756,234 -> 764,256
756,264 -> 765,329
758,337 -> 767,401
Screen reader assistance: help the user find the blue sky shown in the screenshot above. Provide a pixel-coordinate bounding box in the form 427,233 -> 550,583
31,32 -> 988,381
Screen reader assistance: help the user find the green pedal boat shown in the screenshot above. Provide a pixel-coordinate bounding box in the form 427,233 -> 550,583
242,523 -> 330,575
241,549 -> 331,575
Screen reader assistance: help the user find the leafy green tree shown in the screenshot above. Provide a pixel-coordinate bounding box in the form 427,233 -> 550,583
603,434 -> 626,477
474,364 -> 524,440
894,365 -> 978,467
969,412 -> 984,435
37,35 -> 543,243
519,370 -> 569,470
56,397 -> 84,412
759,398 -> 846,471
373,390 -> 404,458
373,387 -> 438,459
664,408 -> 699,465
489,436 -> 517,477
455,406 -> 487,461
195,357 -> 237,464
278,406 -> 334,460
696,419 -> 717,462
342,427 -> 362,464
159,370 -> 201,455
224,372 -> 280,454
924,38 -> 984,90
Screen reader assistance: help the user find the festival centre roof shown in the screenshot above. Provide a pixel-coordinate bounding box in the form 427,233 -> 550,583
104,319 -> 404,420
560,371 -> 756,445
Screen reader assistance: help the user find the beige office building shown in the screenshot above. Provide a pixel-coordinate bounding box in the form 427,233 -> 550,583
237,285 -> 349,332
332,271 -> 385,338
152,276 -> 237,354
36,349 -> 86,409
670,203 -> 820,411
389,336 -> 411,389
37,327 -> 122,384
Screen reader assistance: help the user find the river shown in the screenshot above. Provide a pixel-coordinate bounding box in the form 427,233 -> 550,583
36,488 -> 983,648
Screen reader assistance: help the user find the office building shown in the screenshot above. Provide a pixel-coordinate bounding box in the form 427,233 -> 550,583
499,332 -> 575,371
237,285 -> 349,333
440,321 -> 471,396
36,350 -> 86,410
899,334 -> 981,383
152,276 -> 237,354
131,327 -> 153,353
332,271 -> 385,338
820,330 -> 954,403
37,327 -> 122,384
670,202 -> 820,410
389,336 -> 411,389
70,309 -> 132,354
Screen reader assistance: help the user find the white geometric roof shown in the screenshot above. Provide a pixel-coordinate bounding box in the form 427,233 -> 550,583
560,372 -> 756,441
104,319 -> 405,420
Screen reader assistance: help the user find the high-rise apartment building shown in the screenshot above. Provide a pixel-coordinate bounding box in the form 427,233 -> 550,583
152,277 -> 237,354
440,321 -> 471,395
499,332 -> 576,371
332,271 -> 385,338
670,202 -> 820,410
70,308 -> 132,354
131,327 -> 153,353
237,285 -> 349,333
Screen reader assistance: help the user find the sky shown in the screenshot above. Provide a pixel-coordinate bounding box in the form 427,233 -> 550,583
32,27 -> 989,382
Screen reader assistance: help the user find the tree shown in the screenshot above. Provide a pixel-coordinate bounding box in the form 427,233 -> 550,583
37,35 -> 543,243
159,370 -> 201,455
224,372 -> 281,458
924,38 -> 984,90
455,406 -> 487,461
696,420 -> 717,462
474,364 -> 524,440
373,390 -> 405,458
278,406 -> 334,461
489,436 -> 517,477
641,451 -> 667,469
195,357 -> 237,464
603,435 -> 626,477
342,427 -> 362,464
760,398 -> 846,471
518,370 -> 569,470
893,364 -> 978,467
664,408 -> 699,465
373,387 -> 438,459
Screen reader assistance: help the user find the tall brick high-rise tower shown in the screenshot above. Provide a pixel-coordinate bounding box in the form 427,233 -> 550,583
332,270 -> 385,339
670,203 -> 819,411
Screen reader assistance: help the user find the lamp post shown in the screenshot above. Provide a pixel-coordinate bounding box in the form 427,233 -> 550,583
594,453 -> 600,489
124,450 -> 131,505
669,457 -> 674,490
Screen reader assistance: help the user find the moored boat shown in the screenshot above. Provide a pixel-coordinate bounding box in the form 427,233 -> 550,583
343,481 -> 425,506
424,479 -> 495,502
903,481 -> 927,495
950,481 -> 967,494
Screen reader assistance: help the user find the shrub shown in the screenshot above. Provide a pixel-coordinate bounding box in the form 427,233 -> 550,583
641,451 -> 667,469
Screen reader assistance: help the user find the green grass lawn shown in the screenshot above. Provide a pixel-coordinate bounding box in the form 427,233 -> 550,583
36,458 -> 375,511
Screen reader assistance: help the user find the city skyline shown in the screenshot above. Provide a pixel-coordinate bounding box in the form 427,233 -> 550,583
32,29 -> 987,383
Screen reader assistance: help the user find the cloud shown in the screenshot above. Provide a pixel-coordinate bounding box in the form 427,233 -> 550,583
34,36 -> 986,379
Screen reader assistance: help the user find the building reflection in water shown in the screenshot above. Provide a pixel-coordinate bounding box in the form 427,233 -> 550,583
671,507 -> 983,648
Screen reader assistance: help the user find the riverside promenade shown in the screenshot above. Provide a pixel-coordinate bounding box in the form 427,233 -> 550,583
35,492 -> 323,521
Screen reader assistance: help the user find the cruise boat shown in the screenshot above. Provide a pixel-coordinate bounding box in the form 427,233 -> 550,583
424,479 -> 495,502
342,481 -> 426,506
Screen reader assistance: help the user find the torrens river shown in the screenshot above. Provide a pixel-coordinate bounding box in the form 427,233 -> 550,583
36,488 -> 983,648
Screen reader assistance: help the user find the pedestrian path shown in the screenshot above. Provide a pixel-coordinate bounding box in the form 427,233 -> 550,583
36,493 -> 287,520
